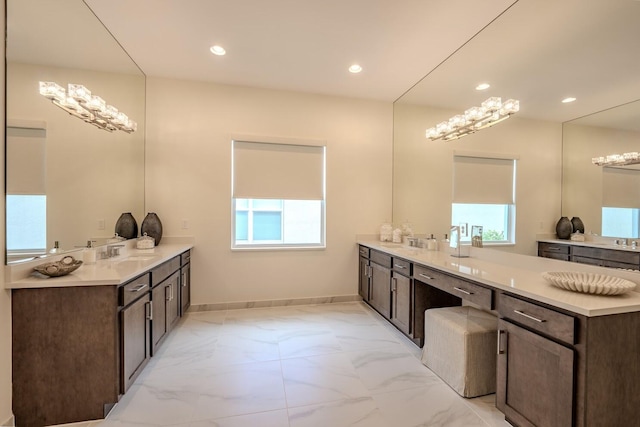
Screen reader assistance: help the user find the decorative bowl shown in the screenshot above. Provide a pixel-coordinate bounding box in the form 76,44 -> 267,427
33,256 -> 83,277
542,271 -> 637,296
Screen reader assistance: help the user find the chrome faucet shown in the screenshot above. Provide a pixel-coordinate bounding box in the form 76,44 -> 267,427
106,244 -> 125,258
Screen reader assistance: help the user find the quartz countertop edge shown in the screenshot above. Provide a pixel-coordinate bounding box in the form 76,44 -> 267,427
7,243 -> 193,289
359,240 -> 640,317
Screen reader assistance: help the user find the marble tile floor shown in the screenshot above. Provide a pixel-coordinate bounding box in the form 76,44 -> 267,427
62,302 -> 511,427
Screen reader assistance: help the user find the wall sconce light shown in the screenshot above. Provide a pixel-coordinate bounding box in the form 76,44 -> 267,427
426,97 -> 519,141
39,81 -> 137,133
592,152 -> 640,166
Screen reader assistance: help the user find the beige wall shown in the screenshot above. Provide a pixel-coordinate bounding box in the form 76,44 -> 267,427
145,77 -> 393,304
393,103 -> 563,255
1,2 -> 13,424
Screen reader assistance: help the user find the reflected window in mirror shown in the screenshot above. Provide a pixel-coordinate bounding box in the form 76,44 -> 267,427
6,195 -> 47,260
602,208 -> 640,239
452,155 -> 516,244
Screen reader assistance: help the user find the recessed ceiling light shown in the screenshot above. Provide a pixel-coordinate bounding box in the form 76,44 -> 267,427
210,45 -> 226,56
349,64 -> 362,74
562,97 -> 577,103
475,83 -> 490,90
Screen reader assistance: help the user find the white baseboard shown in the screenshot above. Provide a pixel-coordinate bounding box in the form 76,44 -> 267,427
189,294 -> 361,312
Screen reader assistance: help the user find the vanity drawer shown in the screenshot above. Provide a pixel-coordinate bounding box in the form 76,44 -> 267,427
151,256 -> 181,287
370,250 -> 392,268
414,264 -> 493,309
120,273 -> 151,307
498,293 -> 575,345
572,246 -> 640,265
181,249 -> 191,265
359,245 -> 370,258
392,258 -> 411,276
538,242 -> 570,255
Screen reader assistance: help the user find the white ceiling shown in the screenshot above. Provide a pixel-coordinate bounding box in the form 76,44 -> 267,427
9,0 -> 640,127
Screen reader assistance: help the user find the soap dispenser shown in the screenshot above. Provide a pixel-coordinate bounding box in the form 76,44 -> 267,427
427,234 -> 438,251
49,241 -> 62,254
83,240 -> 97,264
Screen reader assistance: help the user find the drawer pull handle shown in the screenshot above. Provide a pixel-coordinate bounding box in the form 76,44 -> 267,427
453,287 -> 473,295
547,246 -> 561,252
497,329 -> 506,355
419,273 -> 434,280
129,284 -> 148,292
394,264 -> 407,269
514,309 -> 546,323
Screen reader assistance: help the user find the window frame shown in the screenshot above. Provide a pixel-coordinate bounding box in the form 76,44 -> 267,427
231,137 -> 326,251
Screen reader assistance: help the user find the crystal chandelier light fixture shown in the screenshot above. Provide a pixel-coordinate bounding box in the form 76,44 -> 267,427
39,81 -> 137,133
592,152 -> 640,166
425,97 -> 519,141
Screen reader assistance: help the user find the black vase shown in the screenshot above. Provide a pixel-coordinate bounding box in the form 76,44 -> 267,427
115,212 -> 138,239
571,217 -> 585,234
555,216 -> 573,240
141,212 -> 163,246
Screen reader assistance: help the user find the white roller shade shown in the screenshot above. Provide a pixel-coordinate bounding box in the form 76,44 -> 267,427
602,166 -> 640,209
7,126 -> 46,195
453,155 -> 515,204
233,140 -> 325,200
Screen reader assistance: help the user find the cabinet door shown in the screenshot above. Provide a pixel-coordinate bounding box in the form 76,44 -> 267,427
358,256 -> 370,300
497,319 -> 574,427
390,272 -> 411,336
181,262 -> 191,316
369,262 -> 391,319
151,284 -> 167,354
121,294 -> 151,393
167,273 -> 181,330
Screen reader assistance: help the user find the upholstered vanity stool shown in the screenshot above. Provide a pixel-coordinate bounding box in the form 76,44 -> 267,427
421,306 -> 498,398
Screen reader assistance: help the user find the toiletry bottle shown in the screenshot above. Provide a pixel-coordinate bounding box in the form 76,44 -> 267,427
427,234 -> 437,251
49,241 -> 61,254
441,234 -> 449,250
83,240 -> 97,264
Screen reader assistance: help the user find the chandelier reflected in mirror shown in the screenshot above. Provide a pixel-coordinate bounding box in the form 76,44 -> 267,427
426,97 -> 519,141
39,81 -> 137,133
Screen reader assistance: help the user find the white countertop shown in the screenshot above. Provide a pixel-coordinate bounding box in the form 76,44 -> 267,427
6,241 -> 193,289
359,240 -> 640,317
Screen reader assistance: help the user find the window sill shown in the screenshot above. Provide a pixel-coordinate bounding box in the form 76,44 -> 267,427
231,244 -> 326,252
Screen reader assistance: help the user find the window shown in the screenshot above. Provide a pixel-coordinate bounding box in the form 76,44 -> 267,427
602,167 -> 640,238
232,139 -> 325,249
6,195 -> 47,254
452,154 -> 516,244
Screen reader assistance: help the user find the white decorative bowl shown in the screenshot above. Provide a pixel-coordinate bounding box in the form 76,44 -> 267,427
542,271 -> 637,296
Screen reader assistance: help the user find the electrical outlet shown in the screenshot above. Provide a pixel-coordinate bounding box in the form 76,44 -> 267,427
181,219 -> 189,229
98,219 -> 105,230
460,223 -> 468,236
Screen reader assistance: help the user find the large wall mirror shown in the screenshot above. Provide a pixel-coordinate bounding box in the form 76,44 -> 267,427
562,100 -> 640,238
6,0 -> 146,263
392,0 -> 640,255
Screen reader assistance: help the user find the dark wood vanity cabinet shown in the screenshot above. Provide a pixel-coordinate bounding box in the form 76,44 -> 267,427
151,271 -> 181,355
180,250 -> 192,315
358,246 -> 371,300
120,274 -> 152,394
390,258 -> 412,336
369,258 -> 392,318
537,242 -> 570,261
12,251 -> 192,427
496,294 -> 575,427
538,241 -> 640,270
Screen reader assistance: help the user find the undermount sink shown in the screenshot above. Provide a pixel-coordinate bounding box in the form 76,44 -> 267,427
380,243 -> 403,248
123,255 -> 158,261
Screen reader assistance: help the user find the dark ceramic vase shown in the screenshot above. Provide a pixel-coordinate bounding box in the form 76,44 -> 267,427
141,212 -> 163,246
555,216 -> 573,239
115,212 -> 138,239
571,217 -> 585,234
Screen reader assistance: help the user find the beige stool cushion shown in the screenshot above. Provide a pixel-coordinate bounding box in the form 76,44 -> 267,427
421,306 -> 497,398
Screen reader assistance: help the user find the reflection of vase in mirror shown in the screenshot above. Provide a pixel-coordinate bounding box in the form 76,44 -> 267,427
571,217 -> 585,234
556,217 -> 573,239
141,213 -> 163,246
115,213 -> 138,239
